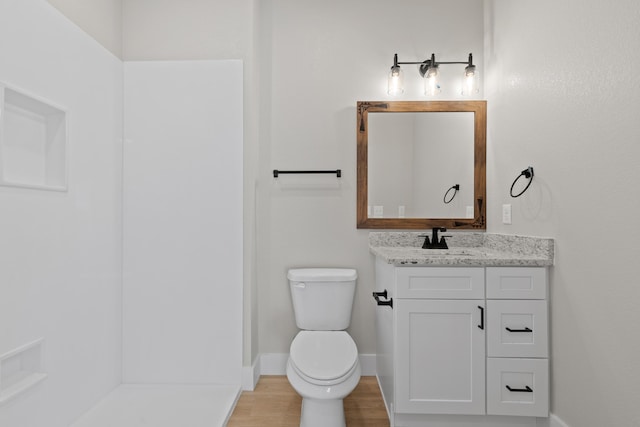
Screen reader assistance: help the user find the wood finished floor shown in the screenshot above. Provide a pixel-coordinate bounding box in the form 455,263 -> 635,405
226,376 -> 389,427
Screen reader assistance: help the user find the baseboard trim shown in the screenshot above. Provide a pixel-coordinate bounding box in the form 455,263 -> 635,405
256,353 -> 376,377
536,413 -> 569,427
241,356 -> 261,391
358,354 -> 376,376
260,353 -> 289,375
548,413 -> 570,427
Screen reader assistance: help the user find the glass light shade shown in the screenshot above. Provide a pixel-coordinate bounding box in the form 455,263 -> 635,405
461,65 -> 479,95
387,66 -> 404,95
424,66 -> 440,96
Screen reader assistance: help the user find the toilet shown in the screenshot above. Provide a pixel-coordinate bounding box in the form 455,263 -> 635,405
286,268 -> 361,427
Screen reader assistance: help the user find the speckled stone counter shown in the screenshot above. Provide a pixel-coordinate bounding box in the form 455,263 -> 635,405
369,232 -> 554,266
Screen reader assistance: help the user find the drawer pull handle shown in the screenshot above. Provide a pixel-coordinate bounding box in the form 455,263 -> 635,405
506,385 -> 533,393
372,290 -> 393,308
478,306 -> 484,330
506,327 -> 533,333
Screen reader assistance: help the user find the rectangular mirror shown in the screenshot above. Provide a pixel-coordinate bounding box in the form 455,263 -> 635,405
357,101 -> 486,229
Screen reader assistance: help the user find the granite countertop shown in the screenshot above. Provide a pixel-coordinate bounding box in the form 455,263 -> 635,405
369,232 -> 554,267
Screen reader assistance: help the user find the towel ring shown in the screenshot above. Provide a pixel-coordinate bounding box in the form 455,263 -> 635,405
443,184 -> 460,204
510,167 -> 534,198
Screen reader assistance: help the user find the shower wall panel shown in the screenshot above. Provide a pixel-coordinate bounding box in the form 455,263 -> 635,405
0,1 -> 123,426
122,60 -> 243,386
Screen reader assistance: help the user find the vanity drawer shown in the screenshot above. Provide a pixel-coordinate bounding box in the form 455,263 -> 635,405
395,267 -> 484,299
486,267 -> 547,299
487,300 -> 548,357
487,358 -> 549,417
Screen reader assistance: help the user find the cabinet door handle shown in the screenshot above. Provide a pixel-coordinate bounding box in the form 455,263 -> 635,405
506,327 -> 533,333
506,385 -> 533,393
478,305 -> 484,330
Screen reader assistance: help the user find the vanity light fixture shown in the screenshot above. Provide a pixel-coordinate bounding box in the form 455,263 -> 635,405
387,53 -> 479,96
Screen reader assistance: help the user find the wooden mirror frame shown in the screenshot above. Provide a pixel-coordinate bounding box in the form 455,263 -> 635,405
357,100 -> 486,229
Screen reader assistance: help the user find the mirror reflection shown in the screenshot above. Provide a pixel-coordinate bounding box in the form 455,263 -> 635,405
368,112 -> 474,219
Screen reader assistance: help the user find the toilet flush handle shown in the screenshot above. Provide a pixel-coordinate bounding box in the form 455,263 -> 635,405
294,282 -> 306,289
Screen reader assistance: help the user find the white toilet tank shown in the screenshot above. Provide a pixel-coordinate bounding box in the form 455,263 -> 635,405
288,268 -> 357,331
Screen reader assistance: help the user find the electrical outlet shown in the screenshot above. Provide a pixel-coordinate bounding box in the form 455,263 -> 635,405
502,204 -> 512,224
466,206 -> 474,218
373,205 -> 384,218
398,205 -> 405,218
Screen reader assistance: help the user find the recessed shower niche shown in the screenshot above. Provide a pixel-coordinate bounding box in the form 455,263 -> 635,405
0,338 -> 47,406
0,83 -> 68,191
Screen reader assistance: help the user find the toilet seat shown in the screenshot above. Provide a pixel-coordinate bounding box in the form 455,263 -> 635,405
289,331 -> 358,386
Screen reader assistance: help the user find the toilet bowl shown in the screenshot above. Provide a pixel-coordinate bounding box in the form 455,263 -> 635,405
286,268 -> 359,427
286,331 -> 361,427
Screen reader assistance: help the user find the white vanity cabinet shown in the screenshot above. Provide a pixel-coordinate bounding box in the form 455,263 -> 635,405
374,259 -> 550,426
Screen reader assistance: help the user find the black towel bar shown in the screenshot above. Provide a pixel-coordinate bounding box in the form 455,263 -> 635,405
273,169 -> 341,178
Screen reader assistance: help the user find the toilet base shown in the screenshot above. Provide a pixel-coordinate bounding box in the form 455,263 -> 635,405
285,336 -> 361,427
300,397 -> 345,427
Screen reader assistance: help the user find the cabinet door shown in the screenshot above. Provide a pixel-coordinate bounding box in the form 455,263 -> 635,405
395,299 -> 485,414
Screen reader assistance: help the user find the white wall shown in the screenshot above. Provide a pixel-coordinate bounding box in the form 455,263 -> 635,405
122,0 -> 252,61
256,0 -> 484,356
46,0 -> 123,58
485,1 -> 640,426
0,1 -> 123,426
122,60 -> 243,385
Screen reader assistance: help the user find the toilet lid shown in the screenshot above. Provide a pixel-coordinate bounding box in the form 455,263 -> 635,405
290,331 -> 358,381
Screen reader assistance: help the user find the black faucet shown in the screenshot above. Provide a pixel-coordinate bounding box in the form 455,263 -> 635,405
421,227 -> 449,249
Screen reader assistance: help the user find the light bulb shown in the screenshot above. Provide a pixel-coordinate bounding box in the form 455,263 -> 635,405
387,65 -> 404,95
424,65 -> 440,96
461,65 -> 479,95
